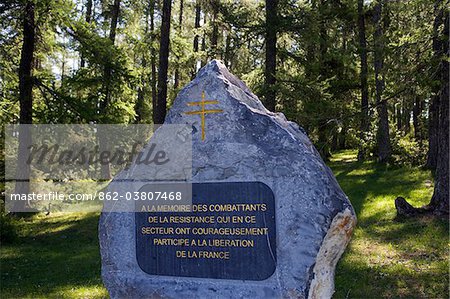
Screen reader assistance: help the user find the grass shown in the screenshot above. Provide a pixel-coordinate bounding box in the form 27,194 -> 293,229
331,150 -> 449,299
0,213 -> 107,298
0,149 -> 448,298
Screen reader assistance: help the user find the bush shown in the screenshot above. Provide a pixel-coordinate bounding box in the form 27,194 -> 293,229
391,132 -> 428,166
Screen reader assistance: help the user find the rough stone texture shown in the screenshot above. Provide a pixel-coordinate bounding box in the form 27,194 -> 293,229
99,60 -> 356,299
307,208 -> 356,299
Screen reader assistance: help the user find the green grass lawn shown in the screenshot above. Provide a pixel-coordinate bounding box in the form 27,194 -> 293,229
0,213 -> 107,298
331,150 -> 448,299
0,150 -> 448,298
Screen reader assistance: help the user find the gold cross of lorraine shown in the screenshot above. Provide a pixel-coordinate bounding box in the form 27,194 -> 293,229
185,91 -> 223,141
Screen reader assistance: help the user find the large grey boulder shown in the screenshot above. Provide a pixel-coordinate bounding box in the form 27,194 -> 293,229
99,60 -> 356,299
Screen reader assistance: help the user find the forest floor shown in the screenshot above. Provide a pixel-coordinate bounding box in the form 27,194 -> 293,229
0,150 -> 448,298
332,150 -> 448,299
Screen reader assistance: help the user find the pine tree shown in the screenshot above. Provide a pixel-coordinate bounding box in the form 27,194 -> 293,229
154,0 -> 172,124
264,0 -> 277,112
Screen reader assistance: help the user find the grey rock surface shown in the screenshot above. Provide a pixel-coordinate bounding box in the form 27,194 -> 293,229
99,60 -> 356,299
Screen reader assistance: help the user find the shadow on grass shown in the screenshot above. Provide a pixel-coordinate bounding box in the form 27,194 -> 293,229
330,159 -> 432,218
328,150 -> 448,299
334,254 -> 448,299
0,212 -> 106,298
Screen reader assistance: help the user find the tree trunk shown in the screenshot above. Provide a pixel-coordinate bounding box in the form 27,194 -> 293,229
178,0 -> 183,32
201,13 -> 207,67
402,98 -> 411,135
135,83 -> 145,123
427,95 -> 440,169
109,0 -> 120,42
357,0 -> 370,160
339,122 -> 347,150
316,0 -> 331,159
304,0 -> 317,80
193,2 -> 200,54
99,0 -> 120,179
174,0 -> 183,90
428,12 -> 449,216
61,35 -> 66,83
154,0 -> 172,124
318,121 -> 332,161
395,12 -> 449,219
136,7 -> 150,123
224,32 -> 231,68
210,0 -> 219,59
425,2 -> 443,170
85,0 -> 93,24
396,103 -> 402,131
192,0 -> 201,78
331,130 -> 338,151
150,0 -> 157,122
14,0 -> 36,211
100,0 -> 120,114
264,0 -> 277,112
373,0 -> 391,163
19,1 -> 35,126
318,0 -> 327,77
80,0 -> 93,68
412,95 -> 423,141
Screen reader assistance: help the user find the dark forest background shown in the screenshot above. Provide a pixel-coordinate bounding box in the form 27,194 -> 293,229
0,0 -> 448,215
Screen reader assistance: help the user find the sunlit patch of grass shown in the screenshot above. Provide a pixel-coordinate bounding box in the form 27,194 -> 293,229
54,284 -> 108,299
331,150 -> 449,299
0,212 -> 107,298
329,150 -> 358,163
